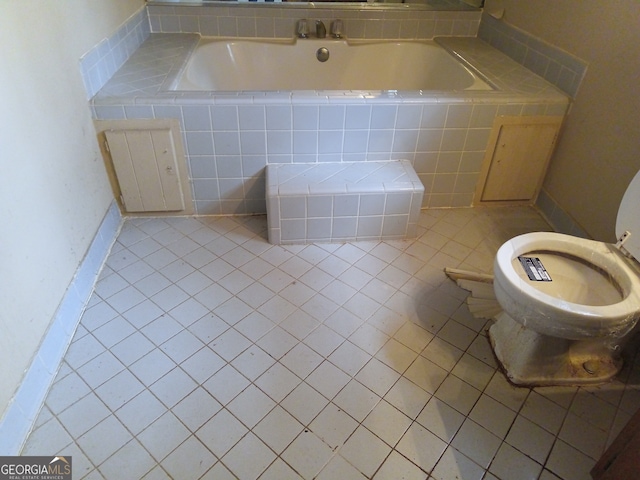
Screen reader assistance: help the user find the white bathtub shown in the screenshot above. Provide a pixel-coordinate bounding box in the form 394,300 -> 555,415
174,37 -> 493,92
94,33 -> 569,215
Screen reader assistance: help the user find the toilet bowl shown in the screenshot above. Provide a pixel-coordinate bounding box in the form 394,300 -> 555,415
490,169 -> 640,386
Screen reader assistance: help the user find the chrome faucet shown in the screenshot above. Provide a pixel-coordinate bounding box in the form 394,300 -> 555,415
330,19 -> 343,39
297,19 -> 309,38
316,20 -> 327,39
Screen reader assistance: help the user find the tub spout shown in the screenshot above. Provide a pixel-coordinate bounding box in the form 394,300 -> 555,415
316,20 -> 327,39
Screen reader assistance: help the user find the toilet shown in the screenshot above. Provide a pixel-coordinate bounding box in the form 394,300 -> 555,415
490,169 -> 640,386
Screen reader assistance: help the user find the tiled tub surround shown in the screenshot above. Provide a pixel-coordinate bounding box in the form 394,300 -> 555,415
80,7 -> 150,100
91,33 -> 569,215
266,160 -> 424,244
79,2 -> 482,100
146,3 -> 482,40
478,12 -> 588,99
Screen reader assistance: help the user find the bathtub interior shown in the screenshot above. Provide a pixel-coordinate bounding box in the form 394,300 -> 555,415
173,37 -> 494,92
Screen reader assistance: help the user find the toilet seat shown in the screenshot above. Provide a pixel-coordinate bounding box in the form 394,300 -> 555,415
494,231 -> 640,340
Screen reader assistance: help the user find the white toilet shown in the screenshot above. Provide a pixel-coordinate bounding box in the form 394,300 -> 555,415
490,169 -> 640,386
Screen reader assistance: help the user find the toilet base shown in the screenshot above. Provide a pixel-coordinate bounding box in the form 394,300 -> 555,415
489,312 -> 623,387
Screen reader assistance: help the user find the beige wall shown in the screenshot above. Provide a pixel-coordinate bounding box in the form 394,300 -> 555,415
484,0 -> 640,241
0,0 -> 143,421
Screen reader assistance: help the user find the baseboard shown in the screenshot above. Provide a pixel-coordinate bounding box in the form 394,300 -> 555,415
0,201 -> 122,455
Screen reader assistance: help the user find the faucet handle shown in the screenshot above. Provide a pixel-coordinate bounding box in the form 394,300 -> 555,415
330,19 -> 343,38
297,19 -> 308,38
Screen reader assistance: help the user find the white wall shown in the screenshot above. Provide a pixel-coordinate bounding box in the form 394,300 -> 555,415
484,0 -> 640,241
0,0 -> 144,423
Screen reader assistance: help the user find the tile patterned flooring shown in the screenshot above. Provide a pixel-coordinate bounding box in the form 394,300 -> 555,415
23,207 -> 640,479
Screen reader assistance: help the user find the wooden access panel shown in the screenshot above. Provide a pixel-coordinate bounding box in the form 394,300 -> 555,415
475,116 -> 563,204
100,119 -> 192,214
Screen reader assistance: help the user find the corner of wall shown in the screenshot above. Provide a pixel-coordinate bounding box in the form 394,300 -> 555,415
0,202 -> 122,455
536,188 -> 590,239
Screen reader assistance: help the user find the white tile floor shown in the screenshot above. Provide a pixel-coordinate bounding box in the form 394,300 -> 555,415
23,207 -> 640,480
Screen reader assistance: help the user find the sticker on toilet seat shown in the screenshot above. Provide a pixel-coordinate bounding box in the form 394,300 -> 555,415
518,256 -> 552,281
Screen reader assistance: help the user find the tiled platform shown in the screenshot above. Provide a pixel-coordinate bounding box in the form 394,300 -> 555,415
266,161 -> 424,244
23,207 -> 640,479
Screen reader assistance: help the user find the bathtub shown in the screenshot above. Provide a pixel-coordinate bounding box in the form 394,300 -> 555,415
93,33 -> 569,215
174,37 -> 493,92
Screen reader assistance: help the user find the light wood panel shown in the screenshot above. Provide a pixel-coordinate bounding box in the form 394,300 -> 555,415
475,116 -> 563,205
